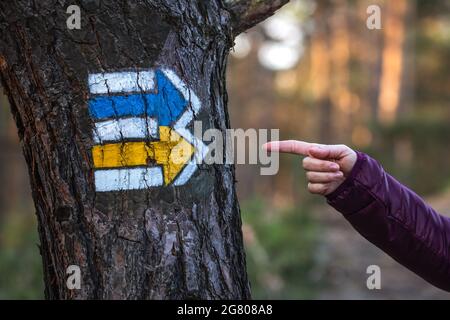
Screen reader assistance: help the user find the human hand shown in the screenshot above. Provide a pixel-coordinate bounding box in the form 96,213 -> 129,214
263,141 -> 357,196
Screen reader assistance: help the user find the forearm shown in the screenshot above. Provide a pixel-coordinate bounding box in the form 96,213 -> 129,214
326,152 -> 450,292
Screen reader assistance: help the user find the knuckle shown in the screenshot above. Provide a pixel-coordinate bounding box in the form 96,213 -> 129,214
302,157 -> 310,167
331,172 -> 342,180
329,174 -> 338,182
308,183 -> 325,194
318,185 -> 326,194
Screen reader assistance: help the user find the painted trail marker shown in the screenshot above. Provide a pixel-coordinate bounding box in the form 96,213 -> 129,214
88,68 -> 207,192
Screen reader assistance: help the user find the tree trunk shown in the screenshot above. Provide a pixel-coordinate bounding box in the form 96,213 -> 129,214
0,0 -> 288,299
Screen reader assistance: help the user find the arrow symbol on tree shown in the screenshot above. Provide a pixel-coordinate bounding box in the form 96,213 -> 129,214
88,68 -> 207,192
92,127 -> 195,186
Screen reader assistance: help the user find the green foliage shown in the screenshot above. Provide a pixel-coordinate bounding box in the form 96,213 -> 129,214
241,198 -> 321,299
0,212 -> 44,299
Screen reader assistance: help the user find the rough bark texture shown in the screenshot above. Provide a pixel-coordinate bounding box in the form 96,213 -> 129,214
0,0 -> 288,299
226,0 -> 290,35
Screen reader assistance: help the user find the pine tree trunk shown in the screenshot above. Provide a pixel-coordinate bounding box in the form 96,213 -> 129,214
0,0 -> 288,299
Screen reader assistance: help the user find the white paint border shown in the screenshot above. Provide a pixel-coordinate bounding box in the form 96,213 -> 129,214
89,70 -> 155,95
161,68 -> 208,185
161,68 -> 202,129
93,117 -> 158,143
95,167 -> 164,192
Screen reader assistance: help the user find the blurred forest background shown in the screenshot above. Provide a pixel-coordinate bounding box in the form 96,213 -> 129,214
1,0 -> 450,299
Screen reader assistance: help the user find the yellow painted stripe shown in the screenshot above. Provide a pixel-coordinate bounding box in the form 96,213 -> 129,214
156,126 -> 195,185
92,142 -> 149,168
92,126 -> 195,185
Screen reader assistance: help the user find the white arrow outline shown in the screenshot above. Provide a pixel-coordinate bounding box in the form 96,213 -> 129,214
91,68 -> 206,191
160,68 -> 208,186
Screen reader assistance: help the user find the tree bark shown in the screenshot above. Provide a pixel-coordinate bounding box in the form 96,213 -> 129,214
0,0 -> 288,299
226,0 -> 289,35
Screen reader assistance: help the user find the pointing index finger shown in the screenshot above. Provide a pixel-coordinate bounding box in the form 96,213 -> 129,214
263,140 -> 313,156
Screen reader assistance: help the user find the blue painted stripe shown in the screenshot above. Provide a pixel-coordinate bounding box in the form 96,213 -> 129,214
89,94 -> 147,119
88,70 -> 187,126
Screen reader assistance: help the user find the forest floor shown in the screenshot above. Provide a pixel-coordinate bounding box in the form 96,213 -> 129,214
314,190 -> 450,300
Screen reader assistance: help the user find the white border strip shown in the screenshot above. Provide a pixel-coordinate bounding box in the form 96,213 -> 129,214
89,70 -> 155,94
95,167 -> 163,192
160,69 -> 208,186
161,68 -> 202,130
161,68 -> 207,185
173,128 -> 209,186
93,117 -> 158,143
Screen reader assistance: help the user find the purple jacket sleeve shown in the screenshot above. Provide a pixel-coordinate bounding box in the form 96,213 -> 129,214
326,151 -> 450,292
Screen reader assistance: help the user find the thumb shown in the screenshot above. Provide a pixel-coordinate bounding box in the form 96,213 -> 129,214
309,145 -> 347,160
